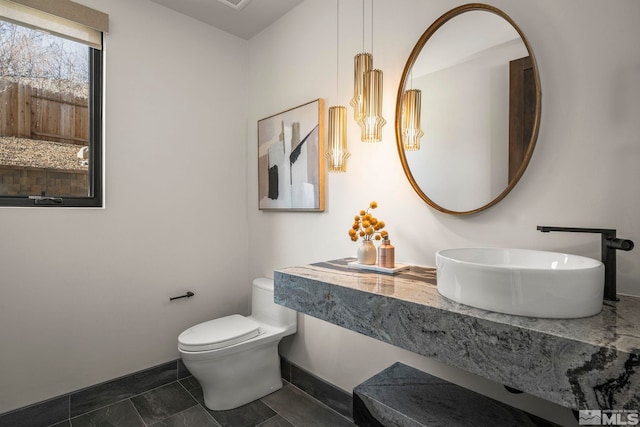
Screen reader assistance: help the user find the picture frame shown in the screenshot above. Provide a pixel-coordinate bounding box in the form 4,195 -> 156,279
258,99 -> 325,211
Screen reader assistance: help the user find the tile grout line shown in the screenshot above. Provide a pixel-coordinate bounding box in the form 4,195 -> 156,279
70,381 -> 203,427
68,394 -> 140,421
128,398 -> 151,427
68,396 -> 132,425
286,359 -> 353,421
287,383 -> 354,424
130,379 -> 204,426
259,395 -> 297,427
176,380 -> 221,425
45,395 -> 71,427
67,376 -> 181,422
260,383 -> 353,426
2,362 -> 180,424
255,413 -> 287,427
37,364 -> 350,427
177,380 -> 221,426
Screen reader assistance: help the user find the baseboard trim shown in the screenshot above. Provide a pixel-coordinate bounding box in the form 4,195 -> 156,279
280,356 -> 353,420
0,360 -> 187,427
1,357 -> 354,426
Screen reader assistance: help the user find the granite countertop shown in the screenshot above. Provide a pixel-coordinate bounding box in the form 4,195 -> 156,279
274,258 -> 640,411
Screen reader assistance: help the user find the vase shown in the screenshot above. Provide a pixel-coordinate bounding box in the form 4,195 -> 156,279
357,240 -> 377,265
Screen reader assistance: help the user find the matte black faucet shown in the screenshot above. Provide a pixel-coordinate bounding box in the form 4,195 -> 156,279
537,226 -> 634,301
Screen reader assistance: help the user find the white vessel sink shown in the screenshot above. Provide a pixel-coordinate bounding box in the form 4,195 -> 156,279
436,248 -> 604,318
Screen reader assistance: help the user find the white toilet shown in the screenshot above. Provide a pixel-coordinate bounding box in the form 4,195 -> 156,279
178,278 -> 296,411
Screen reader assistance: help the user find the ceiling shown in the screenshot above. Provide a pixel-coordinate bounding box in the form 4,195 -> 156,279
151,0 -> 305,40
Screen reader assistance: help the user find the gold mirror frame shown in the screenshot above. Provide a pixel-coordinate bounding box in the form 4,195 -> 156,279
395,3 -> 541,215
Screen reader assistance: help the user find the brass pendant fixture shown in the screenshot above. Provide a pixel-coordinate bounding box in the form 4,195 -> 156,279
401,89 -> 423,150
359,68 -> 385,142
326,0 -> 350,172
352,0 -> 384,142
326,106 -> 349,172
350,52 -> 372,123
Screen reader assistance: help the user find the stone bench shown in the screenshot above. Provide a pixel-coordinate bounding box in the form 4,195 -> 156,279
353,362 -> 558,427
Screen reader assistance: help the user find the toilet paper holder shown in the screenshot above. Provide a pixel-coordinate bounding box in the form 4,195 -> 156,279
170,291 -> 195,301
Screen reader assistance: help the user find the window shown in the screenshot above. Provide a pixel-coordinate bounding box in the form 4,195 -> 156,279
0,0 -> 108,207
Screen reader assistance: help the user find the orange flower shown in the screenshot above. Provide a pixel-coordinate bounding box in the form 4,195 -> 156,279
347,201 -> 388,243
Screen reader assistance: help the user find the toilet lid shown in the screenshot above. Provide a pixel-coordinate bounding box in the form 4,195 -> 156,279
178,314 -> 260,352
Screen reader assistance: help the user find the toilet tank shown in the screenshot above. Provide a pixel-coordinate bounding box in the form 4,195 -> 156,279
251,278 -> 296,330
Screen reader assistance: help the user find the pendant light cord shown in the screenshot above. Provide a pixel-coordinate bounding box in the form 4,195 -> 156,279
336,0 -> 339,99
371,0 -> 373,55
361,0 -> 364,52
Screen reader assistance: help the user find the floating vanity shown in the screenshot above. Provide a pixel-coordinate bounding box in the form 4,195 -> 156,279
274,258 -> 640,411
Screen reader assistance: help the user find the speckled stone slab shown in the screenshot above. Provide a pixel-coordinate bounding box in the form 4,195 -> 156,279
353,362 -> 557,427
274,258 -> 640,411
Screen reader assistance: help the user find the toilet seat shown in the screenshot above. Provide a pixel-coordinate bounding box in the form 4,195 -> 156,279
178,314 -> 260,352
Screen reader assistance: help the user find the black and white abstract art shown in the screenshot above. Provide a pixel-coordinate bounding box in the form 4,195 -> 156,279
258,99 -> 325,211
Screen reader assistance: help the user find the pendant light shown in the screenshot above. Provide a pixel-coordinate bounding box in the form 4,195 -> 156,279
401,88 -> 423,150
327,106 -> 348,172
401,70 -> 422,150
350,0 -> 372,124
350,53 -> 372,123
326,0 -> 350,172
356,0 -> 385,142
359,67 -> 385,142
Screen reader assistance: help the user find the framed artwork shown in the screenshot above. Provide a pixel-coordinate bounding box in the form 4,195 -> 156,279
258,99 -> 325,211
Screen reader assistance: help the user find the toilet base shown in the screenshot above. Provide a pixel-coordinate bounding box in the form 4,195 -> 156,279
182,340 -> 283,411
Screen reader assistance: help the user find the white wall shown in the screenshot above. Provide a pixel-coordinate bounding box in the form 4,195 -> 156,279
248,1 -> 640,426
0,0 -> 250,414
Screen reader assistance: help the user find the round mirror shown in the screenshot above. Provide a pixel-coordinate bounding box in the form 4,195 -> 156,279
395,4 -> 541,215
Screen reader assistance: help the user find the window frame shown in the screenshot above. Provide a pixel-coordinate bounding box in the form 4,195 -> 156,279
0,37 -> 103,208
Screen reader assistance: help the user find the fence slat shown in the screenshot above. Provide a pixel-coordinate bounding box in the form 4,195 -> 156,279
0,82 -> 16,135
17,84 -> 31,137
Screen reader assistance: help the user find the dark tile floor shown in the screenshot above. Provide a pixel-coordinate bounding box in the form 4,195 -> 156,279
48,376 -> 355,427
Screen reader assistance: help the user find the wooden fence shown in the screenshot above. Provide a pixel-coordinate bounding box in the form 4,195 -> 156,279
0,80 -> 88,145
